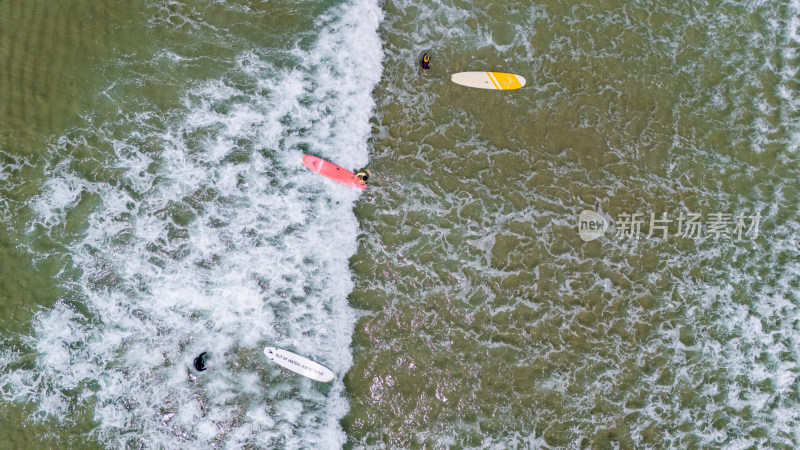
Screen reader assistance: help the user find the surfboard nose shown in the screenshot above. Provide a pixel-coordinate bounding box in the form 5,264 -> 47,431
302,155 -> 323,173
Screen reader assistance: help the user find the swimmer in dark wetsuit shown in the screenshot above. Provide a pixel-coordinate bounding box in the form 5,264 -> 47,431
193,352 -> 208,372
420,53 -> 430,71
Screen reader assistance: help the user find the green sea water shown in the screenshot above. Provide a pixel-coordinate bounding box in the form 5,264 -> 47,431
1,1 -> 147,446
0,0 -> 338,445
1,0 -> 798,447
344,0 -> 799,447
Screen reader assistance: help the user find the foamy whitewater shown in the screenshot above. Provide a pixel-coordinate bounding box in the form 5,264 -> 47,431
0,0 -> 382,447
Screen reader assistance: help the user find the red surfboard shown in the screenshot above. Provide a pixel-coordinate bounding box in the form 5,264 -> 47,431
302,155 -> 366,189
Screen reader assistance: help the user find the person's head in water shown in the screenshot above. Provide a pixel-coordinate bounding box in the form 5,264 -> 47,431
355,169 -> 371,183
193,352 -> 208,372
420,53 -> 430,71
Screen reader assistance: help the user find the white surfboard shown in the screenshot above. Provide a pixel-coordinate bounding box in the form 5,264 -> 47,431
263,347 -> 335,382
451,71 -> 526,90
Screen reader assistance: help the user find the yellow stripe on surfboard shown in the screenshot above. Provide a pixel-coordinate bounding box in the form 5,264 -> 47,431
488,72 -> 523,90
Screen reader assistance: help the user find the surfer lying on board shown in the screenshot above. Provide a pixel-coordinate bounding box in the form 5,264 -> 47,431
420,53 -> 430,71
355,169 -> 371,187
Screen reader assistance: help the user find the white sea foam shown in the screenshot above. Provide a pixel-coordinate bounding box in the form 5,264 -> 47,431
0,0 -> 382,447
628,205 -> 800,447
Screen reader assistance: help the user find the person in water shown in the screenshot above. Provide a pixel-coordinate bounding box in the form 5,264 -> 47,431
193,352 -> 208,372
355,169 -> 371,186
420,53 -> 430,71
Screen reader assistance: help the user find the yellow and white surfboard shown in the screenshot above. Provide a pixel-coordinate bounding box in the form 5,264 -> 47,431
450,71 -> 526,90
